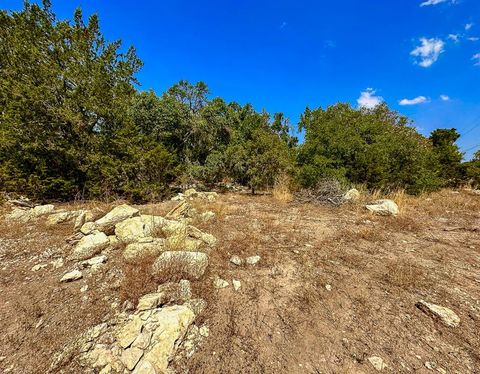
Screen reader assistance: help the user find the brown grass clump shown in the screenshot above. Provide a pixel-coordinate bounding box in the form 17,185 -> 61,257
382,258 -> 431,290
272,174 -> 294,203
119,254 -> 158,304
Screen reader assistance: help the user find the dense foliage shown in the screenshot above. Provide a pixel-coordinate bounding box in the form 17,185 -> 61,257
0,2 -> 478,201
297,103 -> 442,194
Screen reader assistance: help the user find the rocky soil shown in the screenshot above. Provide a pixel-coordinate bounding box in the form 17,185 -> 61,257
0,189 -> 479,373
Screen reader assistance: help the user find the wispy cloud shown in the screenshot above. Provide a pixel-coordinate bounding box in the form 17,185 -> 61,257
468,37 -> 479,42
324,40 -> 336,48
399,96 -> 429,106
448,34 -> 460,43
473,53 -> 480,66
280,21 -> 287,29
411,38 -> 445,67
357,88 -> 383,109
440,95 -> 450,101
420,0 -> 454,6
465,23 -> 474,31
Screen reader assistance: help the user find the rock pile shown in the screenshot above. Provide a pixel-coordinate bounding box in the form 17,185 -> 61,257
171,188 -> 218,203
50,280 -> 208,374
4,197 -> 217,373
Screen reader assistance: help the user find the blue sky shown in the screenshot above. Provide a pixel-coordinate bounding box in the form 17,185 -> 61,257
4,0 -> 480,158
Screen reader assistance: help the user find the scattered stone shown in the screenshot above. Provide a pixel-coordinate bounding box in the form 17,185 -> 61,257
71,231 -> 110,261
366,199 -> 399,216
94,204 -> 140,234
245,255 -> 261,265
31,263 -> 47,272
230,255 -> 243,266
325,284 -> 332,291
368,356 -> 387,371
121,347 -> 144,370
425,361 -> 436,370
416,300 -> 460,327
152,251 -> 209,280
344,188 -> 361,201
61,269 -> 83,282
81,255 -> 107,268
81,285 -> 89,293
50,258 -> 64,269
188,226 -> 217,247
200,211 -> 216,222
213,277 -> 229,289
232,279 -> 241,291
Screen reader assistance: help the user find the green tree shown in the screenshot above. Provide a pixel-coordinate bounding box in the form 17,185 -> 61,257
429,129 -> 464,186
297,103 -> 441,193
0,2 -> 142,199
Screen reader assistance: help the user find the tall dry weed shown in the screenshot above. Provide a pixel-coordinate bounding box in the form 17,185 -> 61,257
272,174 -> 294,203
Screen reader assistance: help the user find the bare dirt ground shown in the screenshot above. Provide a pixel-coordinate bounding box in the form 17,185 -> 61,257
0,190 -> 479,373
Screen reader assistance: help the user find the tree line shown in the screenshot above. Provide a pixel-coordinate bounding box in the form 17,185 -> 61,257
1,2 -> 479,201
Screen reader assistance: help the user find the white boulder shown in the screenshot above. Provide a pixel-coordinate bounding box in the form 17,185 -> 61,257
365,199 -> 399,216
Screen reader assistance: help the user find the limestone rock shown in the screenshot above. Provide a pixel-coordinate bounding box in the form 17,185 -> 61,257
344,188 -> 361,201
5,208 -> 31,222
368,356 -> 387,371
115,215 -> 169,243
132,359 -> 157,374
230,255 -> 243,266
121,347 -> 143,370
152,251 -> 208,280
81,255 -> 107,268
60,269 -> 83,282
47,210 -> 88,226
94,204 -> 140,234
80,221 -> 96,235
118,315 -> 143,348
72,231 -> 110,261
132,331 -> 152,350
416,300 -> 460,327
232,279 -> 241,291
200,211 -> 216,222
188,226 -> 216,247
31,204 -> 55,217
366,199 -> 399,216
50,258 -> 64,269
143,305 -> 196,373
245,255 -> 261,265
32,263 -> 47,272
124,239 -> 166,262
213,277 -> 229,289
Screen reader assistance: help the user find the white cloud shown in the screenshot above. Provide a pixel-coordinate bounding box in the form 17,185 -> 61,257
465,23 -> 474,31
440,95 -> 450,101
448,34 -> 460,42
420,0 -> 454,6
468,37 -> 479,42
399,96 -> 429,106
411,38 -> 445,67
473,53 -> 480,66
357,88 -> 383,109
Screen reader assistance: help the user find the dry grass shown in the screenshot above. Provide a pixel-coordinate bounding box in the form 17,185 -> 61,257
119,253 -> 158,304
272,174 -> 294,203
382,258 -> 432,290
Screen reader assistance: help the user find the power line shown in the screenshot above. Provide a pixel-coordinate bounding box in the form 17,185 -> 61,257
464,143 -> 480,153
461,115 -> 480,137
